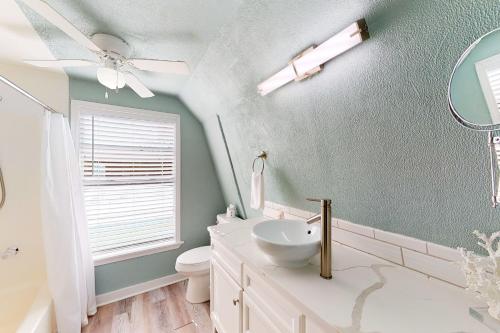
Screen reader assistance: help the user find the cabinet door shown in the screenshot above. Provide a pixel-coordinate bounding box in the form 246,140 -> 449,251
305,319 -> 331,333
243,267 -> 305,333
243,290 -> 285,333
211,259 -> 242,333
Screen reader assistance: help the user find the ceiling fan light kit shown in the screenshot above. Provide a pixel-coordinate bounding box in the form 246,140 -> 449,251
94,35 -> 128,91
18,0 -> 190,98
96,67 -> 126,90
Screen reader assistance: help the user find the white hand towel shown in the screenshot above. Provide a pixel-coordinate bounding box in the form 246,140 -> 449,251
250,171 -> 264,210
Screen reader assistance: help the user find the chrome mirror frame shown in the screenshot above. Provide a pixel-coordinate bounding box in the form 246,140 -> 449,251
448,27 -> 500,207
447,27 -> 500,131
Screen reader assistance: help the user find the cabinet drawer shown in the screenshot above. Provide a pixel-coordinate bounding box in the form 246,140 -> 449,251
243,266 -> 305,333
211,239 -> 243,285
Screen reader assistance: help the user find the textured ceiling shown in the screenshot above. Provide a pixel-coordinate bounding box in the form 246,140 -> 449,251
0,0 -> 61,67
17,0 -> 243,95
0,0 -> 68,113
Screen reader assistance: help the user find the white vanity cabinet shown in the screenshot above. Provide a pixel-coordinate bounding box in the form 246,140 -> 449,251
211,259 -> 242,333
210,241 -> 243,333
210,239 -> 329,333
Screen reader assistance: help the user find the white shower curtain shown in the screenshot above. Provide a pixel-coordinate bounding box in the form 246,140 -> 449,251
40,110 -> 96,333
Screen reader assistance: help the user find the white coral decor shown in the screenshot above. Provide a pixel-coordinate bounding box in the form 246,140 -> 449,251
459,230 -> 500,320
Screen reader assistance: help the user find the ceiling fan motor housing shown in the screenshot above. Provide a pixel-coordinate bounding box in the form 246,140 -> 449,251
92,33 -> 131,61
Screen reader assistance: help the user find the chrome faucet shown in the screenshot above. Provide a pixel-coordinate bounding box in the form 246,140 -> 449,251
306,198 -> 332,279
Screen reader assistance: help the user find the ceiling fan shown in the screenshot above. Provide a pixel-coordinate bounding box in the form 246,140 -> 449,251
18,0 -> 190,98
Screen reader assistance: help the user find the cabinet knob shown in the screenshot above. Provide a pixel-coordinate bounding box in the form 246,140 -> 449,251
232,298 -> 239,306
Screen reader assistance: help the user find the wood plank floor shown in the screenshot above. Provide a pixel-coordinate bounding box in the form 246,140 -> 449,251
83,281 -> 212,333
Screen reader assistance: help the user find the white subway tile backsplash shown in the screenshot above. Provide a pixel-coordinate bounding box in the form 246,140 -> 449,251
337,219 -> 375,238
263,201 -> 467,288
289,207 -> 315,219
264,201 -> 274,209
273,202 -> 290,213
402,248 -> 466,287
374,230 -> 427,253
284,212 -> 305,221
333,227 -> 403,265
263,207 -> 284,219
427,243 -> 462,262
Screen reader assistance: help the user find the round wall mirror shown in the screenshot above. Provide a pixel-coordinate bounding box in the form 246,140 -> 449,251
449,28 -> 500,130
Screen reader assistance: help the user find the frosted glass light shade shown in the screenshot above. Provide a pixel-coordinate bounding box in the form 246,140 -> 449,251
257,19 -> 369,96
97,67 -> 126,90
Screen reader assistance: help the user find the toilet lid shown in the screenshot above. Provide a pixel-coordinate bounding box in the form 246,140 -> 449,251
177,246 -> 211,266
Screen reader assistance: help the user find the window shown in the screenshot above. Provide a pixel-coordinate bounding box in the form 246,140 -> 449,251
71,100 -> 181,265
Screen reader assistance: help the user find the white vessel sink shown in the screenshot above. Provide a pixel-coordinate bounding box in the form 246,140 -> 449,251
251,219 -> 321,268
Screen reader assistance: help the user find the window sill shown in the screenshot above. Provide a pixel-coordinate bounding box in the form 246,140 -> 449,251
93,241 -> 184,266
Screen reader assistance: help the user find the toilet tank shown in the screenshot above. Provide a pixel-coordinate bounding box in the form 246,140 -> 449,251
216,214 -> 243,224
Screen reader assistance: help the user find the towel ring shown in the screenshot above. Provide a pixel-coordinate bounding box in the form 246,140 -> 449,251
252,151 -> 267,174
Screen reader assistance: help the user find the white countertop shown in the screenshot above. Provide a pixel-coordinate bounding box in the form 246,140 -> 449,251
209,217 -> 493,333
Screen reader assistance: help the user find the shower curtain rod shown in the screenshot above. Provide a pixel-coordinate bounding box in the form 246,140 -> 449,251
0,74 -> 59,114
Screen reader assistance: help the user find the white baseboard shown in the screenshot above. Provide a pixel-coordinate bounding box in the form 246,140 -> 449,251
96,273 -> 187,306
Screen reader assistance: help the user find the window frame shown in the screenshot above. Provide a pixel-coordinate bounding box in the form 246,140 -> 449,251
71,100 -> 182,266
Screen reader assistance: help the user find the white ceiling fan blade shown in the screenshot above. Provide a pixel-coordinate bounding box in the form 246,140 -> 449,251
18,0 -> 103,54
130,59 -> 190,75
124,72 -> 154,98
24,59 -> 97,68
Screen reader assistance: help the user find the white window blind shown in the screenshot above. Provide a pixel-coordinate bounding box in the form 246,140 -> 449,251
486,67 -> 500,113
475,54 -> 500,124
74,103 -> 179,260
495,141 -> 500,203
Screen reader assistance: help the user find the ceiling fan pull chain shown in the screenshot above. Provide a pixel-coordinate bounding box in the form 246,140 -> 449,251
115,68 -> 119,93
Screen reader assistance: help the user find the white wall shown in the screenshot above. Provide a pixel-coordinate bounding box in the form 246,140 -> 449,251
0,62 -> 69,115
0,79 -> 46,290
0,0 -> 69,292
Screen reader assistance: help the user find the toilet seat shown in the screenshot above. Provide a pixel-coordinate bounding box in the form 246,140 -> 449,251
175,246 -> 211,273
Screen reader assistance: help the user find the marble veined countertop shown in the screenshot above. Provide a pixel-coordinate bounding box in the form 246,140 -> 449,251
208,217 -> 493,333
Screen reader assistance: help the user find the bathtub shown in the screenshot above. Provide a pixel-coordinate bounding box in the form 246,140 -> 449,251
0,283 -> 54,333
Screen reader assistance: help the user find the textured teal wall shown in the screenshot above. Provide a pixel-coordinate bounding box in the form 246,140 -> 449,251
70,78 -> 225,294
181,0 -> 500,249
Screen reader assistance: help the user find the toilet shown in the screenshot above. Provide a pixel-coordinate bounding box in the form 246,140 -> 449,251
176,214 -> 242,303
175,246 -> 211,303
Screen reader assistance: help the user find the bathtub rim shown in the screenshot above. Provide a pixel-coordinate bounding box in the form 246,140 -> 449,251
16,284 -> 54,333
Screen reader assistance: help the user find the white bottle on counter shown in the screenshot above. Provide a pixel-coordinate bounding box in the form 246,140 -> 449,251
226,204 -> 236,218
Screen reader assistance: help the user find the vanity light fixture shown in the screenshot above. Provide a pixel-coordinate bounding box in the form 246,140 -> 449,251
257,19 -> 369,96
